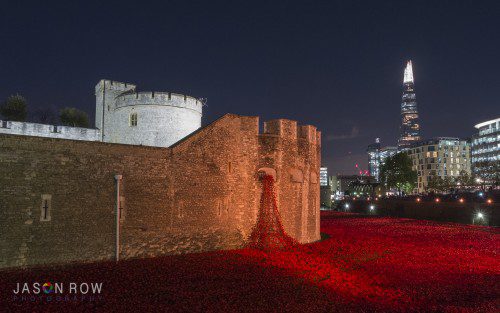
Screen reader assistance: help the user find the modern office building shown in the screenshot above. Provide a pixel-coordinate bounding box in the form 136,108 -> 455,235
367,138 -> 398,181
407,137 -> 471,193
319,167 -> 329,186
471,117 -> 500,184
319,167 -> 331,207
331,175 -> 375,194
398,61 -> 421,148
367,139 -> 381,179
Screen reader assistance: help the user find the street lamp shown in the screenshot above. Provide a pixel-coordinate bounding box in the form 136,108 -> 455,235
473,212 -> 486,226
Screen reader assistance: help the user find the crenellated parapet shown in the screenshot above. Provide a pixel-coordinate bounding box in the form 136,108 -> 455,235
263,119 -> 297,140
168,113 -> 321,244
95,79 -> 203,148
260,118 -> 319,145
95,79 -> 136,94
298,125 -> 317,145
0,112 -> 320,268
115,91 -> 202,114
254,116 -> 320,243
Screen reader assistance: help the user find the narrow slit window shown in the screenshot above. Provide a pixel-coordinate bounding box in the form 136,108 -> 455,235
40,194 -> 52,221
177,200 -> 183,218
130,113 -> 138,127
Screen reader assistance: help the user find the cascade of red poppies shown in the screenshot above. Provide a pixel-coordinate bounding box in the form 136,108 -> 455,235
248,174 -> 298,250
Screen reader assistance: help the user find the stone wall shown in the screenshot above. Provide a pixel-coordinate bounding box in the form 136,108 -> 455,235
95,80 -> 203,147
0,114 -> 321,268
0,120 -> 100,142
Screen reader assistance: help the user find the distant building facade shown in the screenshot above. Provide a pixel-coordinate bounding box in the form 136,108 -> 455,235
471,117 -> 500,184
331,175 -> 375,195
398,61 -> 421,148
319,167 -> 332,207
319,167 -> 328,186
407,138 -> 471,193
367,138 -> 398,181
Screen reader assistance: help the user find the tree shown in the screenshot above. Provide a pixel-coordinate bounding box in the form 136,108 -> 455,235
457,170 -> 474,187
0,95 -> 28,121
379,152 -> 417,195
59,107 -> 89,128
427,176 -> 445,192
34,107 -> 58,124
442,176 -> 453,191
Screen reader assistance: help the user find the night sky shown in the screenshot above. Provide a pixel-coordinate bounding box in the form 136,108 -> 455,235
1,1 -> 499,175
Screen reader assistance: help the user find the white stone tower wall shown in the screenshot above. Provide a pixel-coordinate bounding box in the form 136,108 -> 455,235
95,80 -> 202,147
95,80 -> 136,141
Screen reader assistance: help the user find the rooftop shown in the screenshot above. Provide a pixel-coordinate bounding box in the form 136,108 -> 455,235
475,117 -> 500,129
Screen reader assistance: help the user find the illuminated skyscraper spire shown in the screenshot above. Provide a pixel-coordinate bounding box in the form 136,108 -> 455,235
398,60 -> 421,148
403,60 -> 413,83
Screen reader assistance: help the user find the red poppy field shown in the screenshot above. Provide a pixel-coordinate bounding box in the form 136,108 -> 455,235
1,212 -> 499,312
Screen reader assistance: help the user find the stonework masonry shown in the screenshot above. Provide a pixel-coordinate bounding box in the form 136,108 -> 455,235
0,120 -> 100,142
0,114 -> 320,268
96,80 -> 203,147
0,79 -> 202,148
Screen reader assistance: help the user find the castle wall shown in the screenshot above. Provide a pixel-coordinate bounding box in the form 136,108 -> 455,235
0,80 -> 202,148
95,80 -> 202,147
259,120 -> 321,243
106,92 -> 202,147
0,114 -> 320,268
95,80 -> 136,138
119,115 -> 262,259
0,120 -> 100,142
0,135 -> 168,267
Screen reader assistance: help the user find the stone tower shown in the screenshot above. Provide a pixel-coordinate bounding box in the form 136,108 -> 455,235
95,80 -> 203,147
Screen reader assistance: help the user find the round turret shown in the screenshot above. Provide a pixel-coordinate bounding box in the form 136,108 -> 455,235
95,80 -> 203,147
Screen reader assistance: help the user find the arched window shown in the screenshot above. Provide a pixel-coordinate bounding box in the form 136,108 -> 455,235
129,113 -> 138,126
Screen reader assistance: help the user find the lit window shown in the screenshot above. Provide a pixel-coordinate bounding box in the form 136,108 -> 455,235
130,113 -> 138,126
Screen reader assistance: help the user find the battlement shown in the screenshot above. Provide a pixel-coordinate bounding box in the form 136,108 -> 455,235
114,91 -> 203,114
0,120 -> 100,142
95,79 -> 136,94
260,118 -> 319,145
263,119 -> 297,139
298,125 -> 318,145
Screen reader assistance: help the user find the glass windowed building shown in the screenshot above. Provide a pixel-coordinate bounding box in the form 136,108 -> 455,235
407,138 -> 471,193
471,117 -> 500,184
367,138 -> 397,182
398,61 -> 421,148
320,167 -> 329,186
